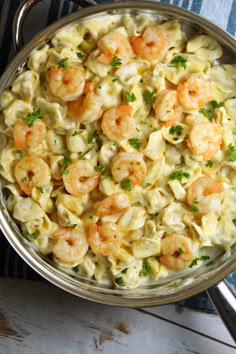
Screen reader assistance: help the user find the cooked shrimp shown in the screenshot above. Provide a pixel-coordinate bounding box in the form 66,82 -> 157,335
177,74 -> 212,110
13,119 -> 46,149
187,176 -> 224,213
53,227 -> 88,266
101,104 -> 136,141
187,122 -> 222,160
159,234 -> 196,270
48,66 -> 85,101
15,156 -> 51,195
131,26 -> 169,61
68,82 -> 103,123
153,89 -> 183,127
95,193 -> 131,216
97,30 -> 133,65
88,222 -> 122,256
111,152 -> 147,187
63,160 -> 100,196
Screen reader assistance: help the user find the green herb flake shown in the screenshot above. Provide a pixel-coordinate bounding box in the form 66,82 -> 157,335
128,138 -> 142,150
115,277 -> 123,285
205,160 -> 213,168
21,230 -> 38,241
58,57 -> 69,69
62,156 -> 71,167
101,175 -> 108,181
88,130 -> 99,144
210,100 -> 224,108
189,255 -> 210,268
169,125 -> 183,137
168,170 -> 190,181
72,130 -> 83,136
184,134 -> 189,140
121,178 -> 132,192
112,78 -> 118,82
227,143 -> 236,161
16,150 -> 23,158
63,169 -> 69,175
89,215 -> 94,219
139,78 -> 144,83
71,224 -> 78,230
76,51 -> 84,59
179,247 -> 185,254
38,187 -> 44,194
139,260 -> 151,276
199,107 -> 211,120
94,165 -> 107,173
143,91 -> 155,103
170,55 -> 187,69
121,268 -> 128,274
154,212 -> 159,216
191,198 -> 199,213
22,108 -> 42,127
72,265 -> 79,272
111,56 -> 122,67
21,177 -> 28,183
125,91 -> 136,103
145,183 -> 152,188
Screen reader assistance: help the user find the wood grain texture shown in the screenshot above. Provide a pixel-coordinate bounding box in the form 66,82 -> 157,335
0,279 -> 235,354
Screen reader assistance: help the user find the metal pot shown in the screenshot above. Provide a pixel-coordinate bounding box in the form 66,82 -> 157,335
0,0 -> 235,341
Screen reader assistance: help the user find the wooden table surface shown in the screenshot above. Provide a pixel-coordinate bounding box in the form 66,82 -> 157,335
0,279 -> 235,354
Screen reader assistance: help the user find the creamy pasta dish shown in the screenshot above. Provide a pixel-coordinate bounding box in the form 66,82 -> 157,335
0,13 -> 236,288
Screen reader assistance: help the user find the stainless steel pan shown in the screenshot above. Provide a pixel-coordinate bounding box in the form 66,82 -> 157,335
0,0 -> 235,341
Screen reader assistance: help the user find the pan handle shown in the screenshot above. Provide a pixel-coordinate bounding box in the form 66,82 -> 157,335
12,0 -> 98,52
207,279 -> 236,342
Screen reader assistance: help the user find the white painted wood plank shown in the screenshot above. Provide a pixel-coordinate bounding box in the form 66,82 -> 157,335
143,303 -> 235,346
0,279 -> 235,354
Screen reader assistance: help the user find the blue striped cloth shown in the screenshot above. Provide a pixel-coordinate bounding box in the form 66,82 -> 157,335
0,0 -> 235,313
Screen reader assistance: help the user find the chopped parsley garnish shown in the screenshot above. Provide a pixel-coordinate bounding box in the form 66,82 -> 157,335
125,91 -> 136,102
145,183 -> 152,188
227,143 -> 236,161
58,57 -> 69,69
191,198 -> 199,213
16,150 -> 23,157
169,125 -> 183,137
168,170 -> 190,181
143,91 -> 155,103
121,268 -> 128,274
139,260 -> 151,276
101,175 -> 108,181
170,55 -> 187,69
199,107 -> 211,120
88,130 -> 99,144
179,247 -> 185,254
139,78 -> 143,83
89,215 -> 94,219
61,156 -> 71,167
22,108 -> 42,127
78,151 -> 86,160
21,177 -> 27,183
128,138 -> 142,150
112,78 -> 118,82
76,51 -> 84,59
121,178 -> 132,192
72,130 -> 83,136
210,100 -> 224,108
184,134 -> 189,140
140,120 -> 147,125
189,255 -> 210,268
154,212 -> 159,216
21,230 -> 38,241
38,187 -> 44,194
72,265 -> 79,272
94,165 -> 107,173
205,160 -> 213,168
111,56 -> 122,67
71,224 -> 78,230
63,169 -> 69,175
115,277 -> 123,285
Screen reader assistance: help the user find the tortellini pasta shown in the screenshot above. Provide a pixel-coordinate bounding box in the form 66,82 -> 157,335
0,12 -> 235,289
